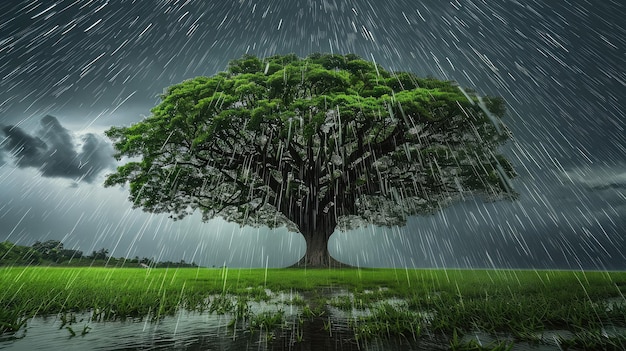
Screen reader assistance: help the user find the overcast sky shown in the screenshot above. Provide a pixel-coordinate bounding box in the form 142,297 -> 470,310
1,0 -> 625,269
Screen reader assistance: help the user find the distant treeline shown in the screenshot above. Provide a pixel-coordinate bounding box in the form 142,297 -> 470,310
0,240 -> 198,268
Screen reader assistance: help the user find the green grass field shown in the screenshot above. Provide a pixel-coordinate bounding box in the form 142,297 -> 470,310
2,267 -> 626,349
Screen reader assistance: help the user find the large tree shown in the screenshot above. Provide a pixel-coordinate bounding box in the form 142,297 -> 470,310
105,53 -> 516,267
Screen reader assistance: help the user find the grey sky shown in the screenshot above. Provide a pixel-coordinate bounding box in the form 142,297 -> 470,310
1,115 -> 115,182
0,0 -> 625,268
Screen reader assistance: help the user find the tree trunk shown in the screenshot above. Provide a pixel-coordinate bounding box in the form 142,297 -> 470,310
288,135 -> 350,268
294,228 -> 346,268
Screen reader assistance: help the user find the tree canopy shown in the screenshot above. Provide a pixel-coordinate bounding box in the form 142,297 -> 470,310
105,53 -> 516,266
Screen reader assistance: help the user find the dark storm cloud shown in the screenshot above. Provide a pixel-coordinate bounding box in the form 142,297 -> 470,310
0,115 -> 115,183
564,165 -> 626,191
593,183 -> 626,191
1,124 -> 48,168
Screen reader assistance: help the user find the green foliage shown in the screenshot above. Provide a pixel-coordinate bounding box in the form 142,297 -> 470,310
351,302 -> 425,340
1,240 -> 84,265
248,310 -> 285,331
88,248 -> 109,260
0,241 -> 41,265
104,53 -> 517,244
557,330 -> 626,350
0,240 -> 198,268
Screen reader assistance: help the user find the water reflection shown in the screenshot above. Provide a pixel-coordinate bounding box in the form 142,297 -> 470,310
0,289 -> 430,351
0,310 -> 438,351
2,292 -> 625,350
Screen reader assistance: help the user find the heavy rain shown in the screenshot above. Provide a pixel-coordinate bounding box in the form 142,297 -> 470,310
1,0 -> 625,350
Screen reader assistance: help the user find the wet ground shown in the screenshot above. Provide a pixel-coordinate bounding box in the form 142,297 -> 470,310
1,289 -> 625,350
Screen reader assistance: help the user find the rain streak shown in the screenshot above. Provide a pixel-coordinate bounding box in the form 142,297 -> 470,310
1,0 -> 626,350
0,0 -> 622,269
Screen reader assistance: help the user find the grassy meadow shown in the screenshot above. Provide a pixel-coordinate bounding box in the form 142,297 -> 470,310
2,266 -> 626,349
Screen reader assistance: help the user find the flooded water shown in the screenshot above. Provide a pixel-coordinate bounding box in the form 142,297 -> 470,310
1,291 -> 625,351
6,314 -> 617,351
0,290 -> 407,351
0,312 -> 359,350
0,312 -> 442,351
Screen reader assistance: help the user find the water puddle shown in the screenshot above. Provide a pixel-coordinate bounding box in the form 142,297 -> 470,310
2,290 -> 626,350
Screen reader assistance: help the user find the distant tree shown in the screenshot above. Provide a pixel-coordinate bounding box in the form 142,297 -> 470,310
89,248 -> 109,260
105,53 -> 517,267
31,240 -> 65,261
125,256 -> 140,264
59,249 -> 83,260
0,241 -> 41,265
32,240 -> 63,254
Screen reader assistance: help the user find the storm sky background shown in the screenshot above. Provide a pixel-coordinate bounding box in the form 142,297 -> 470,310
1,0 -> 625,269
